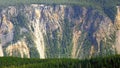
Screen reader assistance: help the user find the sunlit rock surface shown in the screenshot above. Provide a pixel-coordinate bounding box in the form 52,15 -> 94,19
0,4 -> 119,59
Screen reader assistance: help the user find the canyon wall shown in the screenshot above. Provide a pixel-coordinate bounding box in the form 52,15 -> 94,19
0,4 -> 119,59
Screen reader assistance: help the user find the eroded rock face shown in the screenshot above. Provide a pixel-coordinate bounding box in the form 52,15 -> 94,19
0,14 -> 13,45
24,4 -> 66,58
0,45 -> 3,56
115,6 -> 120,54
72,30 -> 81,58
6,40 -> 30,58
0,4 -> 119,59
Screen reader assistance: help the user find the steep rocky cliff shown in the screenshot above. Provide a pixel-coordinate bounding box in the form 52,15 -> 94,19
0,4 -> 119,59
115,6 -> 120,54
